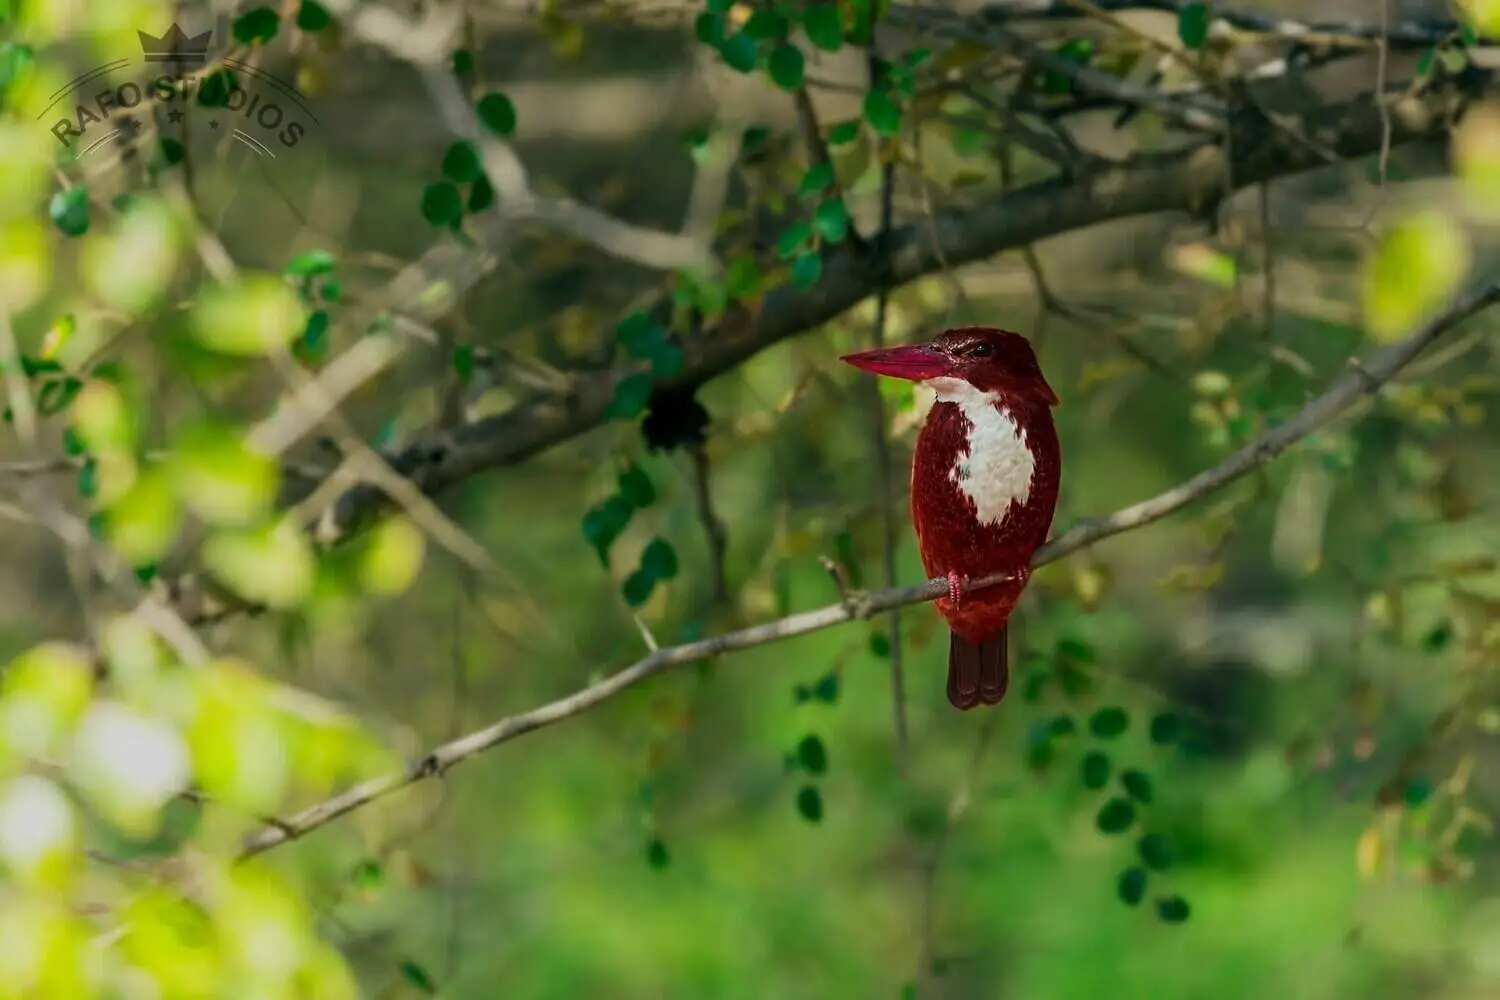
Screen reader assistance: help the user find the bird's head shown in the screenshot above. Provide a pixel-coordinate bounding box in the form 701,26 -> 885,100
840,327 -> 1058,406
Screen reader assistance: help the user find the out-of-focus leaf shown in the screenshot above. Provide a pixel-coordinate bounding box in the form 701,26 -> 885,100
1363,210 -> 1470,343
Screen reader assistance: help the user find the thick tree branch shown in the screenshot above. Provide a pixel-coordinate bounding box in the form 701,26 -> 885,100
239,278 -> 1500,857
261,66 -> 1488,562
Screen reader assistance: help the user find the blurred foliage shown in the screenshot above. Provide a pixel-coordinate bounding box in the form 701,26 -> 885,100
0,0 -> 1495,998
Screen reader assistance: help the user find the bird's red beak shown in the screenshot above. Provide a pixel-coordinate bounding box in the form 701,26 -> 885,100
840,343 -> 948,381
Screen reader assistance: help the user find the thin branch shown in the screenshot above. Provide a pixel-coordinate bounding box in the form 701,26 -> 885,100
238,277 -> 1500,857
868,48 -> 909,774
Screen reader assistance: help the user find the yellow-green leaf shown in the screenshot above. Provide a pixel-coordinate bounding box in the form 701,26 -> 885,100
0,776 -> 77,887
169,420 -> 280,526
1363,211 -> 1470,343
0,642 -> 94,759
1453,101 -> 1500,217
191,273 -> 306,357
186,662 -> 292,816
70,379 -> 137,454
103,467 -> 181,565
202,519 -> 315,608
358,516 -> 426,596
82,197 -> 181,314
71,700 -> 191,838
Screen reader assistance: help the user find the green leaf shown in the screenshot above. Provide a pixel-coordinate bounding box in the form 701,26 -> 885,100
617,464 -> 655,508
811,671 -> 839,703
451,49 -> 474,75
803,4 -> 844,51
1056,635 -> 1096,662
1177,1 -> 1210,49
351,859 -> 382,891
776,221 -> 812,259
1156,895 -> 1191,923
795,784 -> 823,822
283,249 -> 335,278
468,174 -> 495,213
646,837 -> 670,869
1137,832 -> 1173,870
799,161 -> 834,195
869,631 -> 891,658
1117,866 -> 1147,906
452,343 -> 475,379
1416,47 -> 1436,76
617,309 -> 666,358
49,186 -> 90,237
720,31 -> 758,73
232,6 -> 280,45
476,92 -> 517,136
796,734 -> 827,775
77,457 -> 97,498
296,308 -> 329,362
651,343 -> 684,378
640,538 -> 679,580
607,372 -> 655,420
1080,750 -> 1111,789
441,141 -> 482,183
1048,714 -> 1076,738
36,377 -> 82,416
399,959 -> 438,995
1405,776 -> 1434,807
791,251 -> 822,289
580,496 -> 633,563
862,87 -> 902,137
1095,797 -> 1135,834
622,569 -> 655,607
766,43 -> 805,91
196,69 -> 238,108
814,199 -> 849,243
742,9 -> 787,39
827,119 -> 861,146
725,257 -> 761,300
1088,706 -> 1129,739
1120,768 -> 1154,805
1044,37 -> 1094,93
1421,620 -> 1452,653
695,11 -> 725,46
1148,712 -> 1180,745
295,0 -> 332,31
419,181 -> 464,228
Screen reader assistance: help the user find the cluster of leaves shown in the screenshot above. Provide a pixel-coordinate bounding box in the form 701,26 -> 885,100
1022,637 -> 1191,923
420,65 -> 516,229
579,461 -> 681,608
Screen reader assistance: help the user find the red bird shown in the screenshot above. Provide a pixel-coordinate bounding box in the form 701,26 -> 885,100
842,327 -> 1061,710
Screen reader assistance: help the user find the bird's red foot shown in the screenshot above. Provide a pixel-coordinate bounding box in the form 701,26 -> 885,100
947,571 -> 967,608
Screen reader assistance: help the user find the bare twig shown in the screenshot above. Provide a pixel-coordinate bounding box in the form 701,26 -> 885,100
238,277 -> 1500,857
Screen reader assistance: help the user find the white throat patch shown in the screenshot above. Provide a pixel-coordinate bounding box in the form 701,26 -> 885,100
926,377 -> 1036,526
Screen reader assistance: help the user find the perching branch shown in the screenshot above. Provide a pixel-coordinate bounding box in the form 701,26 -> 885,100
239,278 -> 1500,857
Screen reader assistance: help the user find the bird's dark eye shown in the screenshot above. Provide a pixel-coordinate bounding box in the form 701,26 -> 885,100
970,342 -> 993,357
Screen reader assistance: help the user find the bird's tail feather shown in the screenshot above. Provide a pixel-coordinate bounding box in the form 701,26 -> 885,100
947,627 -> 1009,710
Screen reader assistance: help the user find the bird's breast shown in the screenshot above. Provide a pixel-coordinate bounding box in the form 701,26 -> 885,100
909,380 -> 1060,582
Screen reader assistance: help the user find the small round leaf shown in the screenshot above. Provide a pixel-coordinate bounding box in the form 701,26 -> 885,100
621,569 -> 655,607
440,141 -> 481,183
617,464 -> 655,508
476,92 -> 517,136
640,538 -> 678,581
767,43 -> 805,91
1080,750 -> 1111,789
48,186 -> 89,237
1149,711 -> 1181,745
1117,866 -> 1147,906
795,784 -> 823,822
1137,832 -> 1174,871
1088,706 -> 1129,739
796,734 -> 827,775
420,182 -> 463,228
1120,768 -> 1154,805
1095,797 -> 1135,835
803,4 -> 844,51
1156,895 -> 1191,923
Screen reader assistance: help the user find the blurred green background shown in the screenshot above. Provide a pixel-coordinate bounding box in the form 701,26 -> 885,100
3,0 -> 1500,997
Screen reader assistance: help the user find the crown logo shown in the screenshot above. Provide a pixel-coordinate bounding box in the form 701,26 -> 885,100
137,23 -> 212,65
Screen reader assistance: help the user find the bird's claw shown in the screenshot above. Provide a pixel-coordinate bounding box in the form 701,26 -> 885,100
947,571 -> 966,608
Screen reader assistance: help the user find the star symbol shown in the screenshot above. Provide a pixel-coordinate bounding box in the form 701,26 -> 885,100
168,108 -> 183,123
208,119 -> 219,129
117,116 -> 140,135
